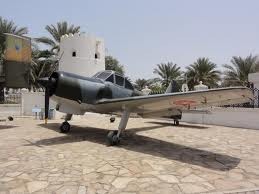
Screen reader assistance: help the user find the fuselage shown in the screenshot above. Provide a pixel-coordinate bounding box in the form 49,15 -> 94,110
49,71 -> 142,115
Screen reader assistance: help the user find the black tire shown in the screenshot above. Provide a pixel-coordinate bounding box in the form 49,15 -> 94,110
60,121 -> 70,133
110,117 -> 115,123
175,120 -> 180,126
107,130 -> 119,146
8,116 -> 13,121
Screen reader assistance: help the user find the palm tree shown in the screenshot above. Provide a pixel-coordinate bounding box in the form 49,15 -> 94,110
134,78 -> 151,90
35,21 -> 80,54
31,21 -> 80,89
0,17 -> 28,36
223,55 -> 259,86
28,45 -> 58,90
185,58 -> 220,89
153,62 -> 182,88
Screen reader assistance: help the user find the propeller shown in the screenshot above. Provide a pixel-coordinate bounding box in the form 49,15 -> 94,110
37,77 -> 57,124
44,85 -> 50,124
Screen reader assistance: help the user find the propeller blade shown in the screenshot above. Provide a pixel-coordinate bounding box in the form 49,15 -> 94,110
45,86 -> 50,124
37,76 -> 57,124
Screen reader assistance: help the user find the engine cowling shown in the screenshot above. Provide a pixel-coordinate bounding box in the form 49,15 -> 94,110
49,71 -> 109,104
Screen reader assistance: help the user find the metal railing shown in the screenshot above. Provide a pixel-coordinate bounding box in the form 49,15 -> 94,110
0,93 -> 21,104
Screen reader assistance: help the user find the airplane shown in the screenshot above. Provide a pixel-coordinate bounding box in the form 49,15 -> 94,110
38,70 -> 253,146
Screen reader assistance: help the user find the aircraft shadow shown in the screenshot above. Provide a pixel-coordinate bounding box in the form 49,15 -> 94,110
31,123 -> 240,171
0,125 -> 18,130
146,121 -> 209,129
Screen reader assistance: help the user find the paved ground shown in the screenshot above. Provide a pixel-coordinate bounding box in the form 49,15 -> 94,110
0,114 -> 259,194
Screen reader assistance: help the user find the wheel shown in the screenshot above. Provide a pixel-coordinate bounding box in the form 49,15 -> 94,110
8,116 -> 13,121
107,130 -> 120,146
110,116 -> 115,123
175,120 -> 180,126
60,121 -> 70,133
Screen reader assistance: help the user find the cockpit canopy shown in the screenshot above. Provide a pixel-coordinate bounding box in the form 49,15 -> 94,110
93,70 -> 134,90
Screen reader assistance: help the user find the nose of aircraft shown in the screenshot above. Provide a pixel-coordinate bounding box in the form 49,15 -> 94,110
37,77 -> 57,95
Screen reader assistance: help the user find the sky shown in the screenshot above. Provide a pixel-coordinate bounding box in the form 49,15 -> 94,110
1,0 -> 259,80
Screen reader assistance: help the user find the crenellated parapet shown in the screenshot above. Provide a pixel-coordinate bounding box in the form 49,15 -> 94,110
59,33 -> 105,77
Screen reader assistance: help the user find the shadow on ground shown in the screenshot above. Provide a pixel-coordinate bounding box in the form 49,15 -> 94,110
27,122 -> 240,171
0,125 -> 18,130
145,121 -> 209,129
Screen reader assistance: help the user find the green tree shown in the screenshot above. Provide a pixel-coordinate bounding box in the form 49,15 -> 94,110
186,58 -> 220,89
31,21 -> 80,89
28,46 -> 58,90
134,78 -> 151,90
223,55 -> 259,86
35,21 -> 80,54
153,62 -> 182,88
105,55 -> 125,75
0,16 -> 28,37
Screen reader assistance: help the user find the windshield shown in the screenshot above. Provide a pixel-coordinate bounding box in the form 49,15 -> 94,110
93,71 -> 112,80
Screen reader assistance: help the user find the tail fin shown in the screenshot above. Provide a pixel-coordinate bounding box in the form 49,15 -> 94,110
165,80 -> 180,93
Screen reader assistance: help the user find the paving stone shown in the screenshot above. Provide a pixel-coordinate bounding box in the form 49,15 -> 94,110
26,181 -> 49,193
178,183 -> 209,193
156,174 -> 179,183
0,116 -> 259,193
6,171 -> 23,177
0,177 -> 14,182
228,172 -> 244,180
56,185 -> 78,194
96,164 -> 116,172
77,185 -> 87,194
112,177 -> 136,189
82,167 -> 95,174
181,174 -> 206,182
0,161 -> 18,168
9,186 -> 27,194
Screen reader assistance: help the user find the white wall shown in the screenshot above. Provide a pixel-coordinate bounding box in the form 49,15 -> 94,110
0,104 -> 21,117
21,92 -> 56,116
182,107 -> 259,130
59,33 -> 105,77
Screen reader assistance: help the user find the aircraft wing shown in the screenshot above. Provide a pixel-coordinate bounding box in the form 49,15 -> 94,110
94,87 -> 253,114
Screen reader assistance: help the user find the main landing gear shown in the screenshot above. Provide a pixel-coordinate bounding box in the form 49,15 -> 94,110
60,114 -> 72,133
171,114 -> 181,126
173,119 -> 180,126
107,109 -> 130,146
58,112 -> 130,146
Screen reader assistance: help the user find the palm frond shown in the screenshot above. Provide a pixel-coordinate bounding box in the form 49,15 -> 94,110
34,37 -> 56,47
223,55 -> 259,86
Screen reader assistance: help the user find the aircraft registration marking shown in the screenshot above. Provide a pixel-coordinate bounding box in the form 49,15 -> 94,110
172,100 -> 197,106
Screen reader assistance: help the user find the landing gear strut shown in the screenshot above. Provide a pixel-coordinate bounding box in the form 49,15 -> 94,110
171,113 -> 181,126
60,114 -> 72,133
107,109 -> 130,146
